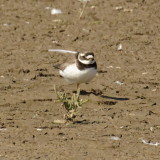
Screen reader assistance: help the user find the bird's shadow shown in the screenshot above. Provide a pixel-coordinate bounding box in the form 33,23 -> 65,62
77,90 -> 129,101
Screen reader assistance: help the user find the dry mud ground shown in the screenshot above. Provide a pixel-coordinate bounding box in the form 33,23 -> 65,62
0,0 -> 160,159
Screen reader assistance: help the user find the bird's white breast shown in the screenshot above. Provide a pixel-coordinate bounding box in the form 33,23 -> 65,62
59,64 -> 97,84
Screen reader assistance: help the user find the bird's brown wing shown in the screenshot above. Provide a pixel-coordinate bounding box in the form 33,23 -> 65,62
53,62 -> 74,71
52,52 -> 76,71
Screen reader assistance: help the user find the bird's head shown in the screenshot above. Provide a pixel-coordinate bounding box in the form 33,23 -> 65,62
76,52 -> 95,65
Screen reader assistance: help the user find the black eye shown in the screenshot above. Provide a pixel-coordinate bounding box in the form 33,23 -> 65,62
82,56 -> 85,58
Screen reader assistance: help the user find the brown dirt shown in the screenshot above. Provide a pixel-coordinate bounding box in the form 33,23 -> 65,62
0,0 -> 160,159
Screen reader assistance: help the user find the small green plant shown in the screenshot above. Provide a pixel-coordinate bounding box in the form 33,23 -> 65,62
54,85 -> 88,121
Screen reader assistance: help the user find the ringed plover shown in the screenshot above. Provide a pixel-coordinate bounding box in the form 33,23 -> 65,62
54,52 -> 97,90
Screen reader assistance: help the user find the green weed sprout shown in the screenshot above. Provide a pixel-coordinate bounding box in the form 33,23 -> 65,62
54,85 -> 88,121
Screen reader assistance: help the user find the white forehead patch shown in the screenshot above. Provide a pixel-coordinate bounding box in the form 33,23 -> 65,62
80,53 -> 85,56
86,55 -> 94,59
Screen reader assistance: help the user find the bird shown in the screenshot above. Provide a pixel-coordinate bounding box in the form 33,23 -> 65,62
53,51 -> 97,91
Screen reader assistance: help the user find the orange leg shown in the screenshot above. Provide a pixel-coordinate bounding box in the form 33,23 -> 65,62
76,83 -> 79,90
76,83 -> 80,93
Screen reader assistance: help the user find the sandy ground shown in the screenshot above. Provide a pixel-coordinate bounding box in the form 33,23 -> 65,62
0,0 -> 160,159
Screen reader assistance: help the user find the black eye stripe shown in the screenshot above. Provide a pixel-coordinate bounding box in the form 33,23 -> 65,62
79,56 -> 94,61
80,56 -> 87,60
